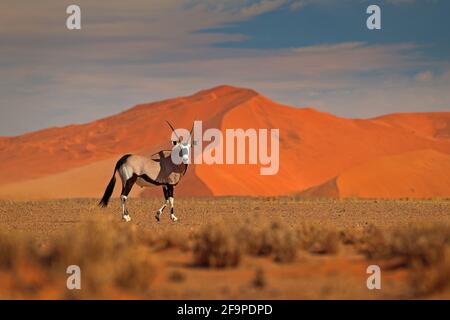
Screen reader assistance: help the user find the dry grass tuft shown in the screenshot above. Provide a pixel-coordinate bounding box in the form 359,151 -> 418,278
193,221 -> 241,268
296,222 -> 340,254
356,222 -> 450,297
152,232 -> 191,252
265,221 -> 298,263
251,267 -> 267,289
359,223 -> 450,268
355,224 -> 387,259
0,216 -> 155,297
114,248 -> 154,292
408,249 -> 450,298
167,270 -> 186,283
236,219 -> 299,263
196,218 -> 341,265
0,229 -> 23,269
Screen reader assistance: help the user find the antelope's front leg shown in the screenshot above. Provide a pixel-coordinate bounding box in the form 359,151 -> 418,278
169,197 -> 178,222
155,186 -> 169,222
155,200 -> 168,222
168,185 -> 178,222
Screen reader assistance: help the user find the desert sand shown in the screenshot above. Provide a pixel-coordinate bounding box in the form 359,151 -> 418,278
1,198 -> 449,299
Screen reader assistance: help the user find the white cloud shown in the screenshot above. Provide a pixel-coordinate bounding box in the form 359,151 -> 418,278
0,0 -> 448,135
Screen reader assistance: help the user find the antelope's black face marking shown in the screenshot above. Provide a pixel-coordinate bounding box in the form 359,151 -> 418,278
173,141 -> 191,165
179,142 -> 191,164
180,146 -> 188,157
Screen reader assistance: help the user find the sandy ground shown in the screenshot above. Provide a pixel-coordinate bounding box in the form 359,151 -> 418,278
1,197 -> 450,299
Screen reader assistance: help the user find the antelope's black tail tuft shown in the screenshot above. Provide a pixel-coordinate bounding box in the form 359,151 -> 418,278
98,154 -> 132,207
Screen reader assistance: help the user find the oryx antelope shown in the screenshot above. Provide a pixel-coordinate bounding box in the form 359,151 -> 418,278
99,121 -> 193,222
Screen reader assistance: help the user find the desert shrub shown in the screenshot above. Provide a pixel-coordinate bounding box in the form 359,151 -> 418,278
251,267 -> 267,289
0,229 -> 20,269
193,222 -> 241,268
234,221 -> 264,256
135,226 -> 192,252
358,223 -> 450,297
272,232 -> 298,263
339,226 -> 366,245
359,223 -> 450,268
355,224 -> 388,259
0,217 -> 155,297
58,219 -> 153,294
236,220 -> 299,263
114,248 -> 154,292
167,270 -> 186,283
389,224 -> 449,267
408,255 -> 450,297
265,221 -> 298,263
296,222 -> 339,254
152,231 -> 191,251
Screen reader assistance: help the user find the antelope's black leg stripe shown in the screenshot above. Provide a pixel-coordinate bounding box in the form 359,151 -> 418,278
167,185 -> 174,198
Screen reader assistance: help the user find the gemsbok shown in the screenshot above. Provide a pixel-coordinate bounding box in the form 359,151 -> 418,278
99,121 -> 193,222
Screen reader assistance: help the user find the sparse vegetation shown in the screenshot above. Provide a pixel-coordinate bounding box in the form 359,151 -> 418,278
0,229 -> 20,269
0,216 -> 155,297
355,222 -> 450,297
358,223 -> 450,267
408,249 -> 450,297
237,219 -> 299,262
251,267 -> 266,289
296,222 -> 340,254
152,231 -> 191,252
0,198 -> 449,299
167,270 -> 186,283
193,221 -> 241,268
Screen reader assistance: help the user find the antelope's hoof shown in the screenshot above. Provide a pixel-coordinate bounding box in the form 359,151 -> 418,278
122,215 -> 131,222
155,212 -> 160,222
170,214 -> 178,222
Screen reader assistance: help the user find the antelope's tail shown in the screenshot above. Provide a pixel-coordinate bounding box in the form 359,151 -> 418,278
98,154 -> 132,207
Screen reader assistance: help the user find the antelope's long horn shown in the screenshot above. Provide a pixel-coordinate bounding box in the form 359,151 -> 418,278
166,120 -> 180,141
188,122 -> 195,143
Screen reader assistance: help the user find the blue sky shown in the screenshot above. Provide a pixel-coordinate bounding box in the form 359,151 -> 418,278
209,1 -> 450,57
0,0 -> 449,135
206,0 -> 450,79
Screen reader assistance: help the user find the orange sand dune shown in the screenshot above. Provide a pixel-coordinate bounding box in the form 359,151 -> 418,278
372,112 -> 450,139
197,94 -> 450,196
338,149 -> 450,198
0,86 -> 256,185
0,85 -> 449,199
302,150 -> 450,199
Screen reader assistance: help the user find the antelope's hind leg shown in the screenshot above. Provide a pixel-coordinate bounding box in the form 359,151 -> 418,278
155,186 -> 169,222
121,175 -> 137,222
